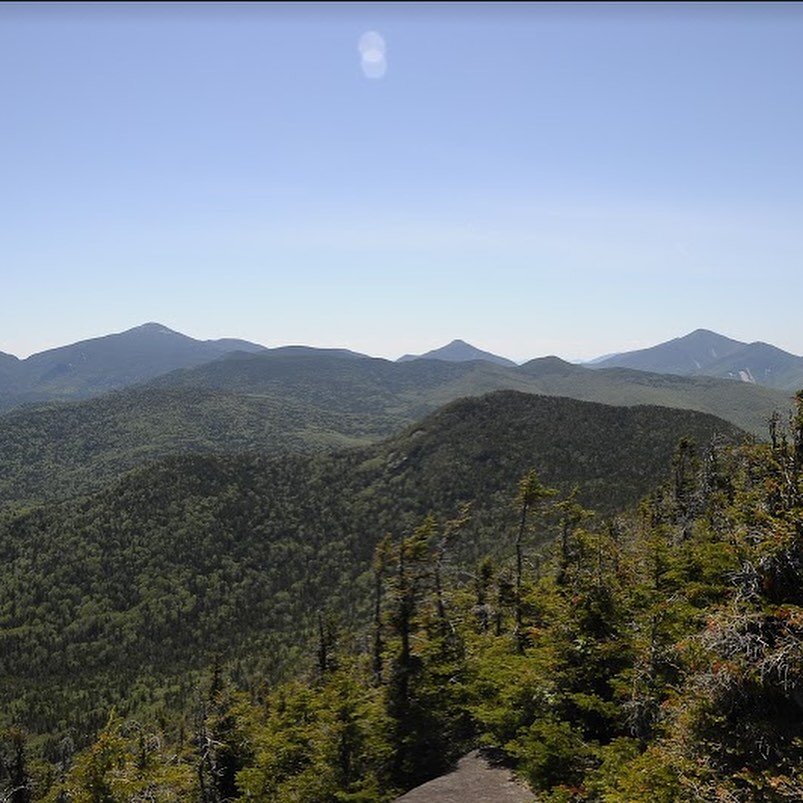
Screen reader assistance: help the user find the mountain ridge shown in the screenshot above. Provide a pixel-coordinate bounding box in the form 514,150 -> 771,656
0,322 -> 268,408
593,329 -> 803,390
153,349 -> 790,435
0,350 -> 790,507
3,325 -> 802,416
592,329 -> 747,374
397,339 -> 516,367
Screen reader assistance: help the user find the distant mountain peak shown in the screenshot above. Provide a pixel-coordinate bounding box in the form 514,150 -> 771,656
686,328 -> 722,337
397,339 -> 516,367
590,329 -> 803,391
128,322 -> 180,335
590,329 -> 747,374
0,324 -> 268,408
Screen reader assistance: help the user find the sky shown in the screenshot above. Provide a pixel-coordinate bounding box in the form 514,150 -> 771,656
2,2 -> 803,362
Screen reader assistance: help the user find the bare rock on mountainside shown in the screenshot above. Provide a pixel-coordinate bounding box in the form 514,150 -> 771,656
394,750 -> 535,802
592,328 -> 803,390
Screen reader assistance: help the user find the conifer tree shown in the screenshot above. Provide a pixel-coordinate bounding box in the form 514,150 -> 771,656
514,470 -> 557,650
196,662 -> 248,803
0,729 -> 31,803
371,535 -> 393,685
385,520 -> 433,787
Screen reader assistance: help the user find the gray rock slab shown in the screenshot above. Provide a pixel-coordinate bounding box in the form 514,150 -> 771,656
394,750 -> 536,802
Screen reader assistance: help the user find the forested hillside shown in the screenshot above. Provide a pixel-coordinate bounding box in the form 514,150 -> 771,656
0,323 -> 266,410
0,350 -> 788,507
5,2 -> 802,801
593,329 -> 803,391
0,392 -> 743,769
0,386 -> 390,505
3,394 -> 800,802
156,350 -> 790,436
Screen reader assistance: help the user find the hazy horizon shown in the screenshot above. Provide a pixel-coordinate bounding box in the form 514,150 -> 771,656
1,319 -> 794,367
3,2 -> 802,361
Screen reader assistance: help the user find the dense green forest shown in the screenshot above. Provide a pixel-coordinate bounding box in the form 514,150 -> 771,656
0,392 -> 743,751
0,351 -> 789,506
155,349 -> 790,436
0,386 -> 390,505
2,392 -> 799,801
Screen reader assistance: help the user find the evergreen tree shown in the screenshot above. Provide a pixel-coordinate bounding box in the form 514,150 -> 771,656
0,729 -> 32,803
513,470 -> 557,651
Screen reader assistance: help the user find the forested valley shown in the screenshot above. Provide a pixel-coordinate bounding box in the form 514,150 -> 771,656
1,389 -> 801,801
6,1 -> 803,799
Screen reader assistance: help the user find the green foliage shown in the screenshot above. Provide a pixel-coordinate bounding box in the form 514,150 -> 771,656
0,391 -> 743,750
0,386 -> 384,505
0,727 -> 33,803
238,664 -> 394,802
0,351 -> 780,506
45,713 -> 195,802
511,717 -> 589,791
4,390 -> 803,801
590,742 -> 680,802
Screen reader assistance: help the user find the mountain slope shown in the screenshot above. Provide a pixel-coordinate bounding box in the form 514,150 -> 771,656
592,329 -> 747,374
0,353 -> 21,409
398,339 -> 516,367
593,329 -> 803,391
692,340 -> 803,389
0,355 -> 542,505
0,352 -> 789,508
0,391 -> 746,739
0,323 -> 267,409
269,345 -> 369,359
0,386 -> 387,505
157,350 -> 790,436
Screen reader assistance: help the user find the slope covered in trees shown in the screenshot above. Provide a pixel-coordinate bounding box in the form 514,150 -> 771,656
0,351 -> 788,506
0,323 -> 267,410
0,392 -> 743,763
593,328 -> 803,391
156,349 -> 790,436
0,386 -> 391,505
7,394 -> 800,802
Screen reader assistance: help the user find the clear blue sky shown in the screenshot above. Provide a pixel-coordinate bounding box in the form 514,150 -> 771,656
2,2 -> 802,361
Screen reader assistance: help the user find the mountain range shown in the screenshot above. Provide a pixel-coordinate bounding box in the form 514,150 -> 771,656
1,322 -> 797,791
591,328 -> 803,390
149,348 -> 792,436
2,325 -> 802,415
0,347 -> 791,507
0,323 -> 803,436
0,322 -> 266,409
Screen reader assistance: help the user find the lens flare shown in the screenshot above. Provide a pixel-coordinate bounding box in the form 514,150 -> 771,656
358,30 -> 387,79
